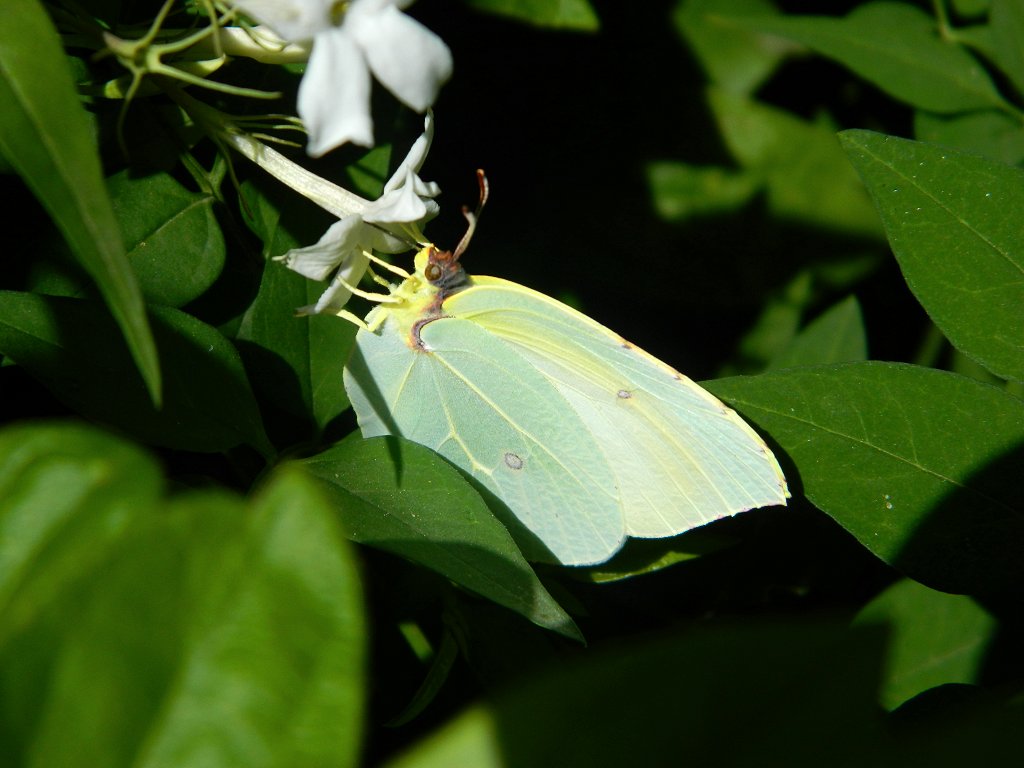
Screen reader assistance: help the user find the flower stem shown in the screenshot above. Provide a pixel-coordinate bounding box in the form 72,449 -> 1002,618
167,88 -> 370,218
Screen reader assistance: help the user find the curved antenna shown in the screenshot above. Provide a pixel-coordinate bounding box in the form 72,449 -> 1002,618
453,169 -> 490,261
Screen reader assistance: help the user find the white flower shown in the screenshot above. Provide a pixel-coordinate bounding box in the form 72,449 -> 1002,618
232,0 -> 452,154
281,220 -> 395,314
363,112 -> 440,225
275,112 -> 440,314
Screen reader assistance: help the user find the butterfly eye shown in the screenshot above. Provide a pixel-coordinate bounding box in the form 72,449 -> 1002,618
424,250 -> 467,290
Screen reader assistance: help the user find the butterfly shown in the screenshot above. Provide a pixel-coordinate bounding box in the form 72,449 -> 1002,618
342,172 -> 788,565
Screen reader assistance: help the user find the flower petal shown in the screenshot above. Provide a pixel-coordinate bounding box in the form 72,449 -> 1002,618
362,224 -> 416,253
232,0 -> 330,42
353,0 -> 400,13
299,28 -> 374,154
365,168 -> 437,224
298,250 -> 372,315
275,214 -> 365,280
382,111 -> 434,194
349,5 -> 452,112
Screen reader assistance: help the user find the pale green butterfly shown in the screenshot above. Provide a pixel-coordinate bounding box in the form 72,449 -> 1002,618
342,173 -> 788,566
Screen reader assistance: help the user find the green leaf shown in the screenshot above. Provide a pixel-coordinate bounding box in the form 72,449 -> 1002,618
734,271 -> 815,371
138,478 -> 364,768
951,0 -> 990,17
646,162 -> 758,221
672,0 -> 786,94
238,262 -> 356,438
0,0 -> 160,403
990,0 -> 1024,96
728,2 -> 1007,113
953,22 -> 997,64
913,110 -> 1024,166
237,183 -> 355,440
840,130 -> 1024,382
108,171 -> 226,307
463,0 -> 599,30
889,689 -> 1024,764
709,89 -> 882,236
0,292 -> 272,455
769,295 -> 868,369
707,363 -> 1024,595
386,621 -> 885,767
0,421 -> 162,648
0,449 -> 365,768
142,467 -> 365,768
855,579 -> 996,710
300,433 -> 581,640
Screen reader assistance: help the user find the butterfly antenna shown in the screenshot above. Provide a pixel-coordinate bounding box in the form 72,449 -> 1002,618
453,169 -> 490,260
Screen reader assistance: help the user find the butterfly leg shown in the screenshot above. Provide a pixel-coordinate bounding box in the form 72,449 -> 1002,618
365,266 -> 398,291
365,312 -> 390,333
336,309 -> 371,330
329,273 -> 403,304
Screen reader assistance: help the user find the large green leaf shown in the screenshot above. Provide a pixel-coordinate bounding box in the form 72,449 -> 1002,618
389,619 -> 1024,768
855,579 -> 995,710
125,470 -> 365,768
301,433 -> 581,640
463,0 -> 599,30
33,171 -> 228,307
840,130 -> 1024,382
707,363 -> 1024,595
0,438 -> 365,768
728,2 -> 1007,113
0,292 -> 272,455
0,422 -> 162,648
0,0 -> 160,403
386,621 -> 885,767
109,171 -> 226,307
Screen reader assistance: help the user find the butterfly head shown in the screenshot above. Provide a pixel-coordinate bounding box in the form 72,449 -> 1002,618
421,245 -> 466,290
415,169 -> 489,294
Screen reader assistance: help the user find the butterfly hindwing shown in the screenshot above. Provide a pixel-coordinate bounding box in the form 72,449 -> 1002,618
345,310 -> 626,565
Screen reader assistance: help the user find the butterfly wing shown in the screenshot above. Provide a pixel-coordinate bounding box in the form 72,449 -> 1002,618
345,310 -> 627,565
446,276 -> 789,538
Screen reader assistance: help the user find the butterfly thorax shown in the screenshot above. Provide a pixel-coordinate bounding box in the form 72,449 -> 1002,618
368,244 -> 468,351
413,245 -> 470,347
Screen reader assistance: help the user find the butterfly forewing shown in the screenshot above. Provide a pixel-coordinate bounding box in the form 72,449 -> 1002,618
446,277 -> 789,538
